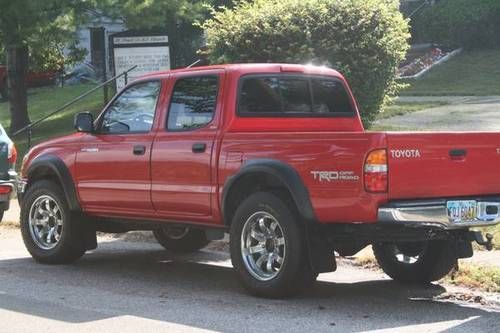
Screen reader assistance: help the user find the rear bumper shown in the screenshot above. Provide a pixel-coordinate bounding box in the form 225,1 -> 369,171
378,198 -> 500,229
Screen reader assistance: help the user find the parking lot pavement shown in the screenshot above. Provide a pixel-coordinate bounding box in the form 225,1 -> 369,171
0,229 -> 498,333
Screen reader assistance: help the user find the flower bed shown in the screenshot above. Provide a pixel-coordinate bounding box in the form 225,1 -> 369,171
398,47 -> 461,79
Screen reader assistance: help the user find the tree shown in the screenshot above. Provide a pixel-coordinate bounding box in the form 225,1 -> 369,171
0,0 -> 90,133
202,0 -> 410,125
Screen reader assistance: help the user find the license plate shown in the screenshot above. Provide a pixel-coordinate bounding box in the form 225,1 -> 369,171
446,200 -> 478,223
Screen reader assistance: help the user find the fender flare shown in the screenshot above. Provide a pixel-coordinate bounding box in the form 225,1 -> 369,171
222,159 -> 316,224
26,154 -> 81,212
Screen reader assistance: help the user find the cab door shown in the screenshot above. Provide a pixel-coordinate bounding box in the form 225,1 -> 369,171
75,80 -> 162,217
151,71 -> 223,221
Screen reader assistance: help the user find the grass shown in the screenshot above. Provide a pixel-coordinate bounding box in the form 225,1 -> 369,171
400,49 -> 500,96
0,84 -> 105,167
445,264 -> 500,293
376,101 -> 447,120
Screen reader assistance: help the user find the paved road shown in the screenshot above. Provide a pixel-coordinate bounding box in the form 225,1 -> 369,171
0,229 -> 498,333
378,96 -> 500,131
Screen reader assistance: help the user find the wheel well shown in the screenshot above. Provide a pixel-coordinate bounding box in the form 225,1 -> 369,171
223,172 -> 296,226
27,165 -> 63,191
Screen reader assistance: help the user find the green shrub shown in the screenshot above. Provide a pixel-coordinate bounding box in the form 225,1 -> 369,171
202,0 -> 410,126
411,0 -> 500,49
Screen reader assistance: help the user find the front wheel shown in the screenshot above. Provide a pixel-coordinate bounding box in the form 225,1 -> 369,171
230,192 -> 316,298
20,180 -> 86,264
372,240 -> 457,284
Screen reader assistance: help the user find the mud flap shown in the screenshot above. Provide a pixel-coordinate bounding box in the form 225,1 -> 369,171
306,225 -> 336,273
455,238 -> 473,259
81,217 -> 97,251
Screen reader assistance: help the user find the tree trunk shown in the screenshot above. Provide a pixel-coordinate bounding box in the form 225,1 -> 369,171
7,45 -> 30,133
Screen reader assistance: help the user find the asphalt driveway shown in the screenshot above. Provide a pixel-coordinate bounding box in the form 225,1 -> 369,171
0,229 -> 498,333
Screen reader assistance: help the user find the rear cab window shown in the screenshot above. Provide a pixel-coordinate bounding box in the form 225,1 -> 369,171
238,74 -> 354,117
167,75 -> 219,131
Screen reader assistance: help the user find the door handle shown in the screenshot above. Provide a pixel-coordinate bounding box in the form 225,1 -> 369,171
133,145 -> 146,155
192,143 -> 207,153
449,149 -> 466,160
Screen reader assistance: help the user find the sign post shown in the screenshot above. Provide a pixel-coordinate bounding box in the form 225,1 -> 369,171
110,32 -> 170,90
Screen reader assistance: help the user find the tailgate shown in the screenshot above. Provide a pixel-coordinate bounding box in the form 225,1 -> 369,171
387,132 -> 500,199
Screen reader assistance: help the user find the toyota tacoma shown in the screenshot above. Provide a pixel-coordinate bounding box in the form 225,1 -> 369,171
18,64 -> 498,297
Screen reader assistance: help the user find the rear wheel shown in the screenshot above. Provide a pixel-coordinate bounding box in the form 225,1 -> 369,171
153,226 -> 209,253
230,192 -> 315,298
373,240 -> 457,284
0,210 -> 4,223
20,180 -> 86,264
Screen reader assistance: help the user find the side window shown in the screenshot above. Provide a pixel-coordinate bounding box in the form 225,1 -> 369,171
100,81 -> 160,134
167,76 -> 218,131
312,79 -> 353,114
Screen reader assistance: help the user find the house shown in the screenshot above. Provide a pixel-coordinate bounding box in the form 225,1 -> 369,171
73,10 -> 126,78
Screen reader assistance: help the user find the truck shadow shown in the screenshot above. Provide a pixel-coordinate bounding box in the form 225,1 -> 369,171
0,240 -> 498,332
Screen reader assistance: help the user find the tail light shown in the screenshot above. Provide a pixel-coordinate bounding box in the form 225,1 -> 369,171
364,149 -> 388,193
8,142 -> 17,164
0,185 -> 12,195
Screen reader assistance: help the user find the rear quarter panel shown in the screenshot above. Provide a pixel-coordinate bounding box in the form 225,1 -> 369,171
220,132 -> 388,223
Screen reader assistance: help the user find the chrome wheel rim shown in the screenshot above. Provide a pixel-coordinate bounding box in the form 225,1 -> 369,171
241,211 -> 286,281
164,226 -> 190,240
391,242 -> 426,264
29,195 -> 63,250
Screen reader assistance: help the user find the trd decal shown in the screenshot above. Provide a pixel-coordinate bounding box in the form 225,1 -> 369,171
311,171 -> 360,182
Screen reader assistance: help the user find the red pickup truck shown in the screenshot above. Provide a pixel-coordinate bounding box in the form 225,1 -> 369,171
18,64 -> 498,298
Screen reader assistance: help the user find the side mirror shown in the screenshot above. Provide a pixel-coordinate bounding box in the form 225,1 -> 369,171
74,112 -> 94,133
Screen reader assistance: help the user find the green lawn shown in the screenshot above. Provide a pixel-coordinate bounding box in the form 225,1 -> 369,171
400,49 -> 500,96
376,101 -> 447,120
0,84 -> 105,167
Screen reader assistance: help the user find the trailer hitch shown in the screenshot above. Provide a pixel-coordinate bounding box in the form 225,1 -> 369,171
468,231 -> 494,251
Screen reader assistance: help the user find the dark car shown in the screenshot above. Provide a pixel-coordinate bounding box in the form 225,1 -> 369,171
0,65 -> 58,101
0,123 -> 17,222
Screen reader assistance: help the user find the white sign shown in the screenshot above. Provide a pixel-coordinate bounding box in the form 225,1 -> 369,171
112,34 -> 170,90
113,36 -> 169,45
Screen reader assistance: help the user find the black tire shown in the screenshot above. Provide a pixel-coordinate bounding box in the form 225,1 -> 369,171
153,226 -> 209,253
372,240 -> 457,284
0,210 -> 4,223
230,192 -> 316,298
20,180 -> 86,264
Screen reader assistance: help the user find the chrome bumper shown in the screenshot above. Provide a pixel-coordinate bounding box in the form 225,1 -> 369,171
378,200 -> 500,229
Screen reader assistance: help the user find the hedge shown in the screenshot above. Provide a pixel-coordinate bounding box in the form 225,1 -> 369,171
202,0 -> 410,126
